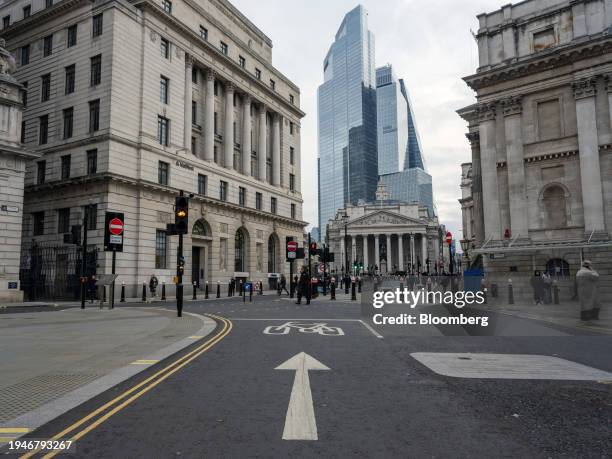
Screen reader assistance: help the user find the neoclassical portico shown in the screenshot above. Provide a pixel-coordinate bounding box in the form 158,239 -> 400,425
327,202 -> 440,275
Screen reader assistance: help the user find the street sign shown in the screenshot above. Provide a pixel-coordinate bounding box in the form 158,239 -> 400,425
104,212 -> 125,252
445,231 -> 452,245
287,240 -> 298,260
318,264 -> 325,274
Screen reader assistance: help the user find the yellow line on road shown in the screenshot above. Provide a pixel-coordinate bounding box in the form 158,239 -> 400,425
130,360 -> 160,365
20,314 -> 232,459
0,428 -> 29,433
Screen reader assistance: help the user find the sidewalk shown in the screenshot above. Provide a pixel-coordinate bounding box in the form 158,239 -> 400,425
0,307 -> 216,443
474,300 -> 612,334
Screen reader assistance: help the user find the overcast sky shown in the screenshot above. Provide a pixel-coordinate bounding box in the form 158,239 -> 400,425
232,0 -> 509,241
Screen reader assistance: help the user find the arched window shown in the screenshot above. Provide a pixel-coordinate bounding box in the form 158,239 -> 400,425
546,258 -> 570,277
543,185 -> 567,228
268,234 -> 277,273
192,219 -> 210,236
235,229 -> 245,272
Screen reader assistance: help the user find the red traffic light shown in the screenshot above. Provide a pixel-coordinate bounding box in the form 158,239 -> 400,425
309,242 -> 317,252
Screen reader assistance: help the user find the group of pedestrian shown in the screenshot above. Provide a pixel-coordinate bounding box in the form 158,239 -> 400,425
530,271 -> 554,305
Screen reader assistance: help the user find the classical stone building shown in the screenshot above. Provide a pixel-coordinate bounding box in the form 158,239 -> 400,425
326,183 -> 440,275
459,162 -> 473,259
458,0 -> 612,301
0,38 -> 38,302
1,0 -> 305,299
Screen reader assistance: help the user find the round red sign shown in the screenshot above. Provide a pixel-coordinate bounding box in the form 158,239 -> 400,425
109,218 -> 124,236
445,231 -> 452,245
287,241 -> 298,252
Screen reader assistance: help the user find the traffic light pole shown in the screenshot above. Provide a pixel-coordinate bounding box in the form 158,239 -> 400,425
308,232 -> 312,299
80,206 -> 88,309
177,232 -> 183,317
322,243 -> 327,296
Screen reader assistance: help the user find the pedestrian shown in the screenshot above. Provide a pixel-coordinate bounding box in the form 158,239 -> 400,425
296,268 -> 311,305
576,260 -> 600,321
279,274 -> 289,295
530,270 -> 544,305
543,272 -> 553,304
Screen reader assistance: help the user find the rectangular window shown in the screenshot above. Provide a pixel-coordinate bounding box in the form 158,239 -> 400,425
191,136 -> 196,155
213,145 -> 218,163
67,24 -> 77,47
160,38 -> 169,59
291,203 -> 296,220
157,116 -> 169,146
192,101 -> 197,125
43,34 -> 53,56
45,0 -> 53,8
21,45 -> 30,65
21,120 -> 25,143
199,25 -> 208,40
270,197 -> 277,214
87,149 -> 97,174
269,79 -> 275,91
289,146 -> 295,165
37,160 -> 46,184
289,122 -> 294,135
238,55 -> 245,68
290,94 -> 294,105
219,180 -> 228,201
65,65 -> 75,94
160,76 -> 169,104
86,204 -> 97,229
220,41 -> 228,55
23,5 -> 31,18
214,112 -> 218,134
61,154 -> 71,180
57,208 -> 70,233
90,54 -> 101,86
238,186 -> 246,207
3,15 -> 10,28
39,115 -> 48,145
22,82 -> 28,106
255,192 -> 262,210
92,13 -> 103,37
289,173 -> 295,191
89,99 -> 100,132
255,68 -> 261,80
198,174 -> 207,195
155,230 -> 167,269
158,161 -> 169,185
62,107 -> 73,139
33,212 -> 45,236
161,0 -> 172,14
192,66 -> 197,83
41,74 -> 51,101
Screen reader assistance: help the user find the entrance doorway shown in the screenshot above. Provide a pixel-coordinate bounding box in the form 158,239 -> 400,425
191,246 -> 207,288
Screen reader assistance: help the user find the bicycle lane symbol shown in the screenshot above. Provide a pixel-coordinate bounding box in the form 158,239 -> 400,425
263,322 -> 345,336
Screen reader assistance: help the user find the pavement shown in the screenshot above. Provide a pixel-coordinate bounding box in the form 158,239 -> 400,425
0,306 -> 216,445
0,293 -> 610,458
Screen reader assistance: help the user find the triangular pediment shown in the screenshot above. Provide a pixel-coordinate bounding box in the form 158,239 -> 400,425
348,210 -> 423,227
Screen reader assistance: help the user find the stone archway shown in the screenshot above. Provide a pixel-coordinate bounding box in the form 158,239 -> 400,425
267,233 -> 280,274
191,219 -> 212,288
234,227 -> 250,273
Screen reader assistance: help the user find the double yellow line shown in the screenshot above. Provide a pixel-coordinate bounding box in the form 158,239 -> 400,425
21,314 -> 232,459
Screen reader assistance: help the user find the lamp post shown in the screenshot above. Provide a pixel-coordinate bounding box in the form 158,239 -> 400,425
342,213 -> 349,275
460,239 -> 470,268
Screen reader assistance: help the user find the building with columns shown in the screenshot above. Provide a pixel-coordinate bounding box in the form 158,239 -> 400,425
458,0 -> 612,301
458,162 -> 473,253
327,183 -> 440,275
0,38 -> 38,302
1,0 -> 305,300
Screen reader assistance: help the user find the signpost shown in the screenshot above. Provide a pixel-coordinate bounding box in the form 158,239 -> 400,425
104,212 -> 125,309
286,237 -> 297,298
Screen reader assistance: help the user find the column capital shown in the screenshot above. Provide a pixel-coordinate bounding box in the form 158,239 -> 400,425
465,131 -> 480,146
500,96 -> 522,116
205,68 -> 216,81
242,93 -> 251,104
259,103 -> 267,115
572,77 -> 597,100
225,81 -> 235,93
604,74 -> 612,93
477,103 -> 496,122
185,54 -> 194,68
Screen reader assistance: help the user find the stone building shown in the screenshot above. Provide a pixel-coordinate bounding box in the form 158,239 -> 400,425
326,183 -> 440,275
458,0 -> 612,301
0,38 -> 38,302
1,0 -> 305,299
458,162 -> 473,262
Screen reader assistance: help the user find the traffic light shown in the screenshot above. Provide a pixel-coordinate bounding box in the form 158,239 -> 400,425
309,242 -> 317,253
178,255 -> 185,274
175,196 -> 189,234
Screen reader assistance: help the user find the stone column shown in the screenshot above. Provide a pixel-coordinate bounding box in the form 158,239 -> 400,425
433,235 -> 440,271
272,113 -> 281,186
351,235 -> 356,268
606,75 -> 612,134
421,235 -> 427,271
340,236 -> 345,271
241,94 -> 251,176
398,234 -> 404,271
203,69 -> 215,162
258,104 -> 267,182
573,78 -> 606,234
363,235 -> 369,270
184,55 -> 193,152
374,235 -> 380,271
410,234 -> 415,270
223,82 -> 235,169
466,131 -> 484,247
383,234 -> 389,272
478,103 -> 501,240
501,96 -> 528,237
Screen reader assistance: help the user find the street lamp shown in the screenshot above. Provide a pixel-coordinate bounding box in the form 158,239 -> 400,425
460,239 -> 471,269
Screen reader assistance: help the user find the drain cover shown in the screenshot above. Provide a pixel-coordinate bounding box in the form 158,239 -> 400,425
411,353 -> 612,380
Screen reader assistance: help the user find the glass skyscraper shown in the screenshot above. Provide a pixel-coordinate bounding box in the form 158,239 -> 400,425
317,5 -> 378,240
376,64 -> 426,173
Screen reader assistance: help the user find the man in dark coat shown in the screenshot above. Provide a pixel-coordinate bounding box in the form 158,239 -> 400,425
577,260 -> 600,320
530,271 -> 544,305
296,268 -> 311,305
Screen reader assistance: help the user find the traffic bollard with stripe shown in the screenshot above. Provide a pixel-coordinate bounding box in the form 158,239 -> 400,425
161,282 -> 166,301
216,281 -> 221,298
193,281 -> 197,300
205,281 -> 209,299
142,282 -> 146,302
120,282 -> 126,303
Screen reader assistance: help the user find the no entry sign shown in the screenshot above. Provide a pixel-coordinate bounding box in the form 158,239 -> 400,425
287,240 -> 298,260
445,232 -> 452,245
104,212 -> 125,252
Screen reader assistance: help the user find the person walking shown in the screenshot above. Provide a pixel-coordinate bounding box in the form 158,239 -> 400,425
296,268 -> 311,305
279,274 -> 289,296
530,270 -> 544,305
576,260 -> 600,321
543,272 -> 553,304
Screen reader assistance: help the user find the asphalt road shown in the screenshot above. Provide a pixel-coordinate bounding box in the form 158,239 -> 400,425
4,293 -> 612,458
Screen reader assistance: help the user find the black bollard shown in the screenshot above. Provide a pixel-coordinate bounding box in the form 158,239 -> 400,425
228,281 -> 232,297
259,281 -> 263,295
345,279 -> 349,295
358,280 -> 362,293
120,282 -> 126,303
351,282 -> 356,301
161,282 -> 166,301
193,281 -> 197,300
142,282 -> 146,302
239,280 -> 243,297
216,281 -> 221,298
331,282 -> 336,300
205,281 -> 209,299
508,280 -> 514,305
250,285 -> 253,302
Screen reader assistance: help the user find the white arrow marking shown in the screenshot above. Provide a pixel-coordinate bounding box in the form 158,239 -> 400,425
275,352 -> 330,440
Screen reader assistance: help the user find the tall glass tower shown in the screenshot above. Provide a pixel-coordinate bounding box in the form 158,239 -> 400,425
317,5 -> 378,240
376,64 -> 426,173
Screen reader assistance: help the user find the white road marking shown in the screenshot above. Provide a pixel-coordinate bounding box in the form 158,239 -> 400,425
359,320 -> 383,338
275,352 -> 330,440
263,321 -> 344,336
411,353 -> 612,380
